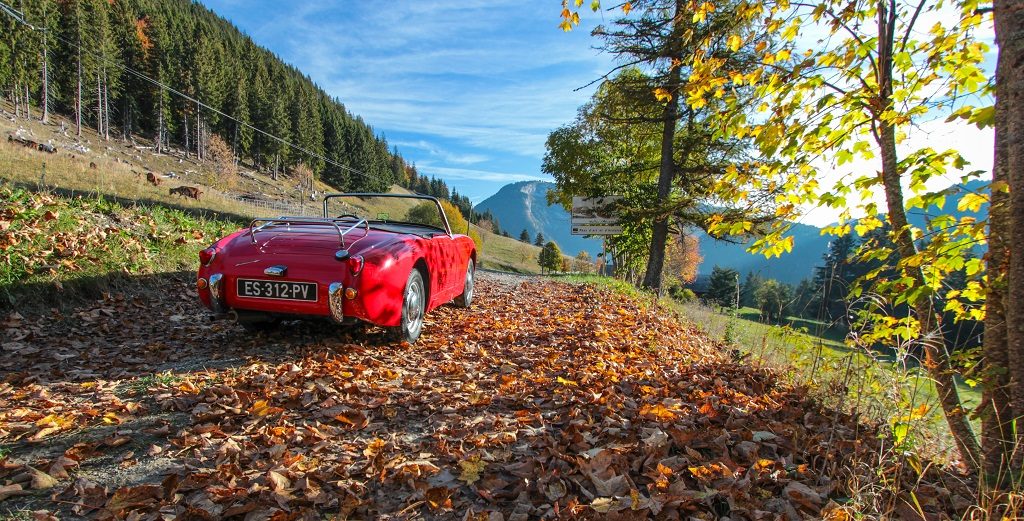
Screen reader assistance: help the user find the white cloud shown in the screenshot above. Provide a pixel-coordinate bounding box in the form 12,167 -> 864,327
416,164 -> 548,184
391,140 -> 489,165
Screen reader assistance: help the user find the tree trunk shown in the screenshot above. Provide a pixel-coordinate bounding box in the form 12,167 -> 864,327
75,12 -> 82,137
96,73 -> 102,136
196,100 -> 202,161
184,112 -> 190,158
103,69 -> 109,141
873,0 -> 981,469
41,29 -> 48,124
641,0 -> 684,293
994,0 -> 1024,474
982,92 -> 1012,485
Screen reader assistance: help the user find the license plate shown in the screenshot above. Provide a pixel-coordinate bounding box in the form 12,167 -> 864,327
236,279 -> 318,302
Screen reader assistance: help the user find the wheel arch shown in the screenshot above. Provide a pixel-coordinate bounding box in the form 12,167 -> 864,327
413,257 -> 430,304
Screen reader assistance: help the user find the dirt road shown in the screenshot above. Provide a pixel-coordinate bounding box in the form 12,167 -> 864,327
0,272 -> 912,519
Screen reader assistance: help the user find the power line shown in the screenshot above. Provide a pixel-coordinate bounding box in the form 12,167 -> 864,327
0,0 -> 385,185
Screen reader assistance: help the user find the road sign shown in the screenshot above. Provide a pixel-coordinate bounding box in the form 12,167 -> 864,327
572,224 -> 623,236
571,196 -> 621,224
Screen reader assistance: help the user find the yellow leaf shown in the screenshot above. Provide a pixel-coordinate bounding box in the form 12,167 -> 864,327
727,34 -> 742,52
653,87 -> 673,102
557,376 -> 578,386
623,2 -> 632,14
909,404 -> 929,420
458,456 -> 487,484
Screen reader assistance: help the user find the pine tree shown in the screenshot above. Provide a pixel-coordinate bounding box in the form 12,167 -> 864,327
520,229 -> 531,243
707,266 -> 740,308
534,232 -> 545,247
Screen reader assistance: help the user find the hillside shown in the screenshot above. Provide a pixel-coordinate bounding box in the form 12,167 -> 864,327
1,106 -> 547,277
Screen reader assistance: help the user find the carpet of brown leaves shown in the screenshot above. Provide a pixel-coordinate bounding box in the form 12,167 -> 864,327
1,273 -> 971,519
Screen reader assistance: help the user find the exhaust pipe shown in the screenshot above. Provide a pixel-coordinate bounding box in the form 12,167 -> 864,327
229,309 -> 276,325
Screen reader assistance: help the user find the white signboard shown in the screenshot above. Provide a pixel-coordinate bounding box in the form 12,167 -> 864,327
571,196 -> 622,235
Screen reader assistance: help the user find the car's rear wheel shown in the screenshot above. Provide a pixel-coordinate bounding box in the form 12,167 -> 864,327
386,269 -> 425,343
453,260 -> 474,308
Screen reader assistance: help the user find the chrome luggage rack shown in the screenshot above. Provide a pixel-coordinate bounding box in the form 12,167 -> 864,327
248,216 -> 369,249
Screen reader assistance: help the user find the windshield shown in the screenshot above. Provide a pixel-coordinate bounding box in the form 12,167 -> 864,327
323,194 -> 450,232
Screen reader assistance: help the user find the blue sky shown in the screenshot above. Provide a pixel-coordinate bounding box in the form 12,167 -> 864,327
200,0 -> 614,205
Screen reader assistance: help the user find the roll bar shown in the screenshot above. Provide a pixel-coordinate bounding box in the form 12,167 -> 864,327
248,216 -> 369,249
321,192 -> 452,235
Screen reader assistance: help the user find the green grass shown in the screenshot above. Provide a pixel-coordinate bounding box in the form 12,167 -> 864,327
565,275 -> 982,462
0,184 -> 243,310
116,371 -> 183,397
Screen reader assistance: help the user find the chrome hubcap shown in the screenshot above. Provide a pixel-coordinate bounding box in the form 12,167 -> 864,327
404,277 -> 424,336
464,265 -> 474,301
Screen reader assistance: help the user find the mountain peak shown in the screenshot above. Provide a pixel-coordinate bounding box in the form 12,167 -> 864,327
475,182 -> 601,257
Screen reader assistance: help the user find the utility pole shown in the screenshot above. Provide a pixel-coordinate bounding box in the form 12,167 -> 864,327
734,273 -> 740,310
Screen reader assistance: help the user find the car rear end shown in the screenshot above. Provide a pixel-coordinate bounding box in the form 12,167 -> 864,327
196,220 -> 372,324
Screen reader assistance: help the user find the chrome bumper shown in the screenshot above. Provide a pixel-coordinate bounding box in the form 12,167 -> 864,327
328,282 -> 345,322
208,273 -> 226,313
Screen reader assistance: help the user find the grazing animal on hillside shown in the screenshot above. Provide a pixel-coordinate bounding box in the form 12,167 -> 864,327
146,172 -> 162,186
89,162 -> 97,169
169,186 -> 202,200
8,135 -> 40,149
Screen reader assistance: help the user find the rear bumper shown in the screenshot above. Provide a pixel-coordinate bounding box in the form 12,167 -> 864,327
199,272 -> 352,321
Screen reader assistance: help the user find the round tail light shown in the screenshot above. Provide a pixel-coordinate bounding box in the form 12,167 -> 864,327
347,255 -> 364,276
199,247 -> 216,266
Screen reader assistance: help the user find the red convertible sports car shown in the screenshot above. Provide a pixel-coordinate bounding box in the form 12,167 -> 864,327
196,193 -> 476,343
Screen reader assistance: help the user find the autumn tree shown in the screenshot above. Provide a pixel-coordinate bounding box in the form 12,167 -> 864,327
539,241 -> 563,274
291,162 -> 313,197
207,134 -> 236,189
573,251 -> 594,273
545,39 -> 774,295
662,233 -> 701,285
563,0 -> 995,469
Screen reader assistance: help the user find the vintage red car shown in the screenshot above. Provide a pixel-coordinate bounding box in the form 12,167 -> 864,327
196,193 -> 476,343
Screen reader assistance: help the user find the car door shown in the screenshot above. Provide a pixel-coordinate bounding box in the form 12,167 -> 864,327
424,232 -> 460,302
